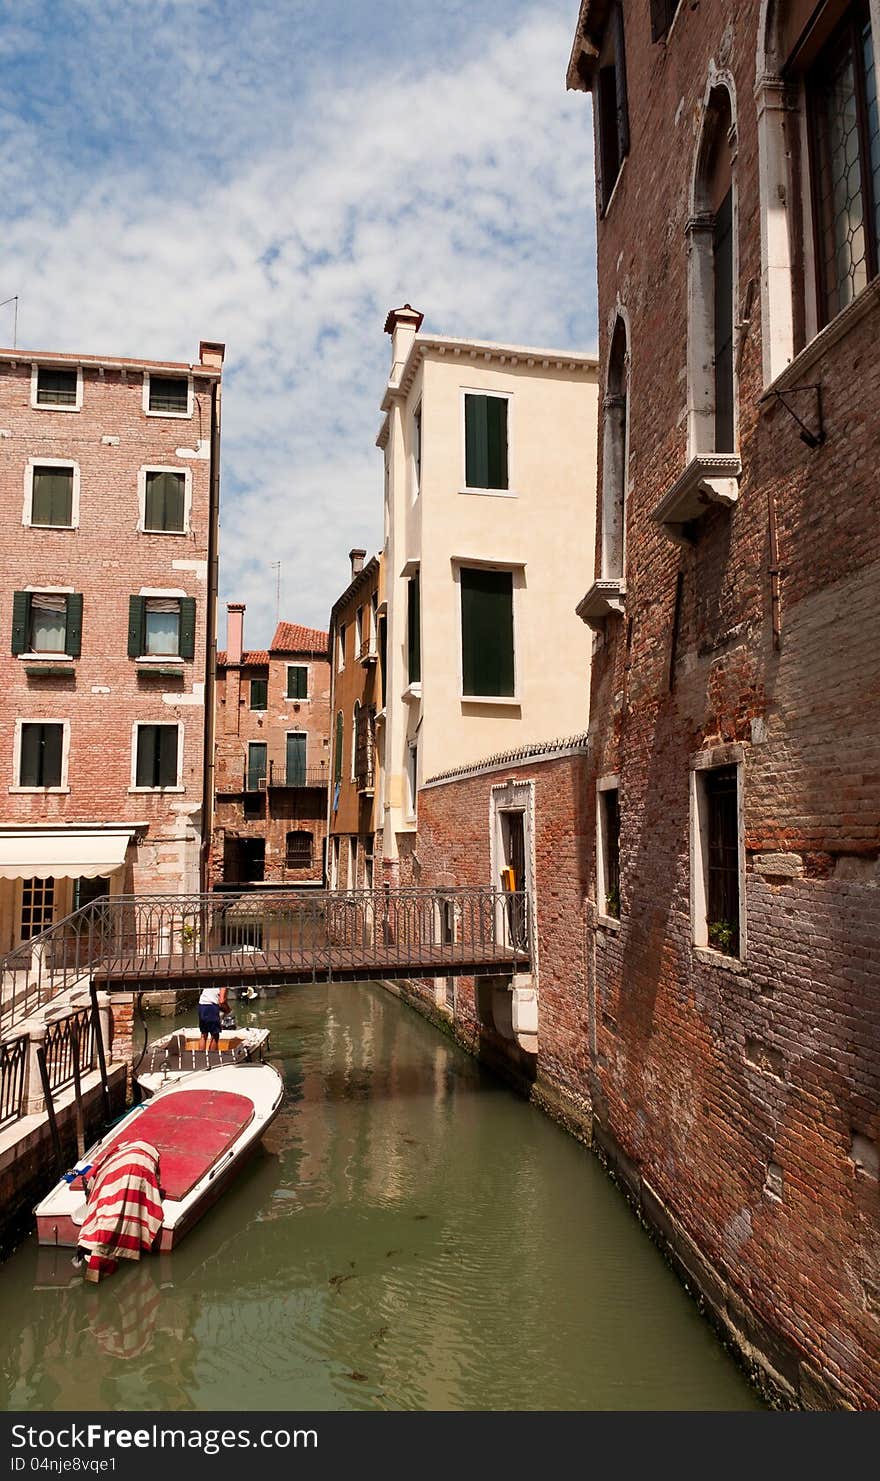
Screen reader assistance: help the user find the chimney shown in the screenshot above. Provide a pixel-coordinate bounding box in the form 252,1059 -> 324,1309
383,303 -> 424,384
199,340 -> 226,370
226,602 -> 245,664
349,548 -> 367,579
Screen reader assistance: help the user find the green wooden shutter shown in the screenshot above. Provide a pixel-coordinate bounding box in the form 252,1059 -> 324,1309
460,568 -> 514,697
20,724 -> 40,786
465,395 -> 489,488
334,712 -> 343,782
613,1 -> 629,160
65,594 -> 83,658
485,397 -> 508,489
42,724 -> 63,787
158,726 -> 179,787
286,732 -> 306,785
407,575 -> 421,683
179,597 -> 196,660
135,726 -> 152,787
288,666 -> 307,699
11,592 -> 30,655
128,596 -> 145,657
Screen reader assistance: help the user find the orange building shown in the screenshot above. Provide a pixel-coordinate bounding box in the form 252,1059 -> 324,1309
326,550 -> 384,889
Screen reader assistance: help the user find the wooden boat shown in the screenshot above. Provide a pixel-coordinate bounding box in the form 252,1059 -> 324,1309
137,1024 -> 271,1096
35,1063 -> 283,1254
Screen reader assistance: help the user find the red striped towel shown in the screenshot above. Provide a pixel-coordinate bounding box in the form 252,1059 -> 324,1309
78,1140 -> 164,1264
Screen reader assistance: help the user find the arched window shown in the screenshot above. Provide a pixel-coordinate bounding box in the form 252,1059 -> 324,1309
601,316 -> 629,582
688,81 -> 737,457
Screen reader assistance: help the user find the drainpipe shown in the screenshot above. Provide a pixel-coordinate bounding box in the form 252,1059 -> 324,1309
201,375 -> 222,892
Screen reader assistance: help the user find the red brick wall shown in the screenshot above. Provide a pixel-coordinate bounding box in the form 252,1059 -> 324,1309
576,0 -> 880,1408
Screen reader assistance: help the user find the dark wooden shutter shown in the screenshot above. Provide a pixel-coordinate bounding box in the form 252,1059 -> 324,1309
485,397 -> 509,489
158,726 -> 179,787
20,723 -> 40,786
293,666 -> 308,698
612,2 -> 629,161
42,724 -> 63,787
334,712 -> 343,782
135,726 -> 153,787
179,597 -> 196,660
128,596 -> 145,657
32,467 -> 73,526
65,593 -> 83,658
11,592 -> 30,655
407,574 -> 421,683
460,567 -> 515,697
713,188 -> 735,454
286,732 -> 306,785
465,395 -> 489,488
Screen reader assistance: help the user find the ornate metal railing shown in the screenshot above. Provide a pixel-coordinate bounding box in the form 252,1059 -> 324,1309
0,1033 -> 28,1128
0,888 -> 532,1026
44,1006 -> 95,1094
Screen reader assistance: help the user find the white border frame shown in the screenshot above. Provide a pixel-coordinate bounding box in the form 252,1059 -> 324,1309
137,465 -> 192,535
459,387 -> 515,497
11,718 -> 71,794
143,371 -> 194,420
129,720 -> 185,793
23,458 -> 80,530
30,364 -> 83,413
690,744 -> 747,965
596,773 -> 621,930
285,662 -> 310,701
453,558 -> 521,704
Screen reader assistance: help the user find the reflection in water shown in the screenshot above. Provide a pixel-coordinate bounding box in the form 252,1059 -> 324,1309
0,985 -> 761,1411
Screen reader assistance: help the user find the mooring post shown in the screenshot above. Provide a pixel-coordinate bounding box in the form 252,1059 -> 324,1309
89,979 -> 112,1123
70,1016 -> 85,1161
36,1045 -> 63,1173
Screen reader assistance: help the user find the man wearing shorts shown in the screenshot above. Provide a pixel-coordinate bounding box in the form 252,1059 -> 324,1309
198,984 -> 229,1051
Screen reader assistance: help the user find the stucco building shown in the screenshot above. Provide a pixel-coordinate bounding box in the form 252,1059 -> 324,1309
0,339 -> 223,948
326,549 -> 384,890
212,604 -> 330,888
376,305 -> 598,885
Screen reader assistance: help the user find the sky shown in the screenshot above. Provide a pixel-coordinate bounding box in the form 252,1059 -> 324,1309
0,0 -> 597,647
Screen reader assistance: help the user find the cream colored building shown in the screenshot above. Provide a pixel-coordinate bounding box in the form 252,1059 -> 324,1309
376,304 -> 598,878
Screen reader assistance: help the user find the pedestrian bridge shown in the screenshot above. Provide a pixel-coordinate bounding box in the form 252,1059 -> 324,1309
0,887 -> 532,1033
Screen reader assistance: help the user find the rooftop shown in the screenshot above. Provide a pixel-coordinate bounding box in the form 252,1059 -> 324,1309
0,342 -> 224,377
270,621 -> 329,656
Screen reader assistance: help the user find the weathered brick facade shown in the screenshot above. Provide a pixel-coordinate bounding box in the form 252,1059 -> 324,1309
562,0 -> 880,1408
327,550 -> 383,890
211,606 -> 330,887
0,341 -> 222,946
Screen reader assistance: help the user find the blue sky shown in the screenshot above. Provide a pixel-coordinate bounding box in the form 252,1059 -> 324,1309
0,0 -> 596,646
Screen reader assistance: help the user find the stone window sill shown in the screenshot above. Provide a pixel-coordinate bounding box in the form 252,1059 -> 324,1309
460,694 -> 519,707
693,944 -> 747,974
597,912 -> 621,933
652,454 -> 742,544
128,785 -> 185,794
9,785 -> 70,794
18,652 -> 73,663
576,579 -> 626,632
403,683 -> 422,703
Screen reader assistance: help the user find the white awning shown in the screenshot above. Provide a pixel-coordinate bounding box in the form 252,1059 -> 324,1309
0,828 -> 133,881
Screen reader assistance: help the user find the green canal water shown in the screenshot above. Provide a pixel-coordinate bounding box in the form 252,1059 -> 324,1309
0,984 -> 761,1411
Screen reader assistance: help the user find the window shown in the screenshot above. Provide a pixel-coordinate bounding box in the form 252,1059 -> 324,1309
351,702 -> 359,782
602,317 -> 628,581
597,781 -> 621,920
692,760 -> 743,958
334,710 -> 344,784
378,614 -> 387,705
331,835 -> 341,888
134,724 -> 181,789
34,366 -> 80,409
21,878 -> 55,941
286,830 -> 313,868
355,605 -> 364,656
370,593 -> 379,655
413,403 -> 422,494
407,573 -> 421,685
127,595 -> 195,659
19,723 -> 64,788
337,624 -> 346,672
145,374 -> 190,416
460,566 -> 515,698
286,664 -> 308,699
688,83 -> 737,456
349,836 -> 359,889
650,0 -> 680,42
286,731 -> 306,785
246,742 -> 267,792
595,3 -> 629,213
406,740 -> 418,819
11,591 -> 82,657
806,3 -> 880,326
143,469 -> 187,533
73,875 -> 109,911
464,393 -> 508,490
28,463 -> 75,528
250,677 -> 268,710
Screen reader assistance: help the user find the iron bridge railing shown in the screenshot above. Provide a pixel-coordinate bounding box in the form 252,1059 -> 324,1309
0,887 -> 532,1029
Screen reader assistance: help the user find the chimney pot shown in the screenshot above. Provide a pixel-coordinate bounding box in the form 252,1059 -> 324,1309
226,602 -> 245,664
199,340 -> 226,369
349,548 -> 367,577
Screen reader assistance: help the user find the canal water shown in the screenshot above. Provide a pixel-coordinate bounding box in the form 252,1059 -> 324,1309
0,984 -> 760,1411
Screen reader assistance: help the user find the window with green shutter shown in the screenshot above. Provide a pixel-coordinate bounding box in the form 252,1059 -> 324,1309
286,665 -> 308,699
11,592 -> 82,657
20,723 -> 64,787
250,677 -> 268,710
407,574 -> 420,684
286,732 -> 307,786
135,724 -> 180,788
246,742 -> 267,791
334,711 -> 344,783
144,471 -> 185,532
464,394 -> 508,490
460,567 -> 515,697
31,466 -> 74,527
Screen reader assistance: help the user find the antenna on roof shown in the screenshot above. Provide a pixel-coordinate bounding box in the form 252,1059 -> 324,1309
271,562 -> 282,622
0,296 -> 18,348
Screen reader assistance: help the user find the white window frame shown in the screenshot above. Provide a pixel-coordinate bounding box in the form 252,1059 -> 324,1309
285,662 -> 310,701
453,557 -> 522,705
596,774 -> 621,929
351,702 -> 359,782
690,745 -> 746,965
412,400 -> 422,500
137,465 -> 192,536
11,718 -> 71,794
459,387 -> 515,497
355,605 -> 364,656
30,363 -> 83,413
23,458 -> 80,530
129,720 -> 185,793
337,625 -> 346,673
19,586 -> 75,661
406,739 -> 418,821
370,593 -> 379,655
349,835 -> 359,889
142,371 -> 194,420
330,835 -> 341,890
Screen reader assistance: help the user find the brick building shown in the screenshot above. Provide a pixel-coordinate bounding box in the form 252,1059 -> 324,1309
558,0 -> 880,1408
212,604 -> 330,887
327,549 -> 384,890
0,339 -> 223,947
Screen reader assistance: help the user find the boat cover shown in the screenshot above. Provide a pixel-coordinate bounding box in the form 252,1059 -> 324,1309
78,1140 -> 163,1263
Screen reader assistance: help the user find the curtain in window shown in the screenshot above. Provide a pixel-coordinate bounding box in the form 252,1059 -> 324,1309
143,598 -> 181,655
32,467 -> 73,526
460,568 -> 515,697
144,471 -> 185,532
29,594 -> 67,652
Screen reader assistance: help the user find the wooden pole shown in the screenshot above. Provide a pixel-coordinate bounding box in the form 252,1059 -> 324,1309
36,1046 -> 63,1172
89,980 -> 111,1122
70,1018 -> 85,1161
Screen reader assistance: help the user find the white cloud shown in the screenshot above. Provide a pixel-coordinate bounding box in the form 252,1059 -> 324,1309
0,2 -> 596,645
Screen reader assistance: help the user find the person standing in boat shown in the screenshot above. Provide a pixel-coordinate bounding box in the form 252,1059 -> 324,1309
197,983 -> 229,1052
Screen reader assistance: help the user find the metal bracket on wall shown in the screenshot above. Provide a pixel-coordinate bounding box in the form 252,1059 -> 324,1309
771,383 -> 825,448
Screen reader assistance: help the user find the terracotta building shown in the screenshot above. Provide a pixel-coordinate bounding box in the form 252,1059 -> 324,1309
559,0 -> 880,1408
212,604 -> 330,887
0,339 -> 223,947
326,549 -> 384,890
